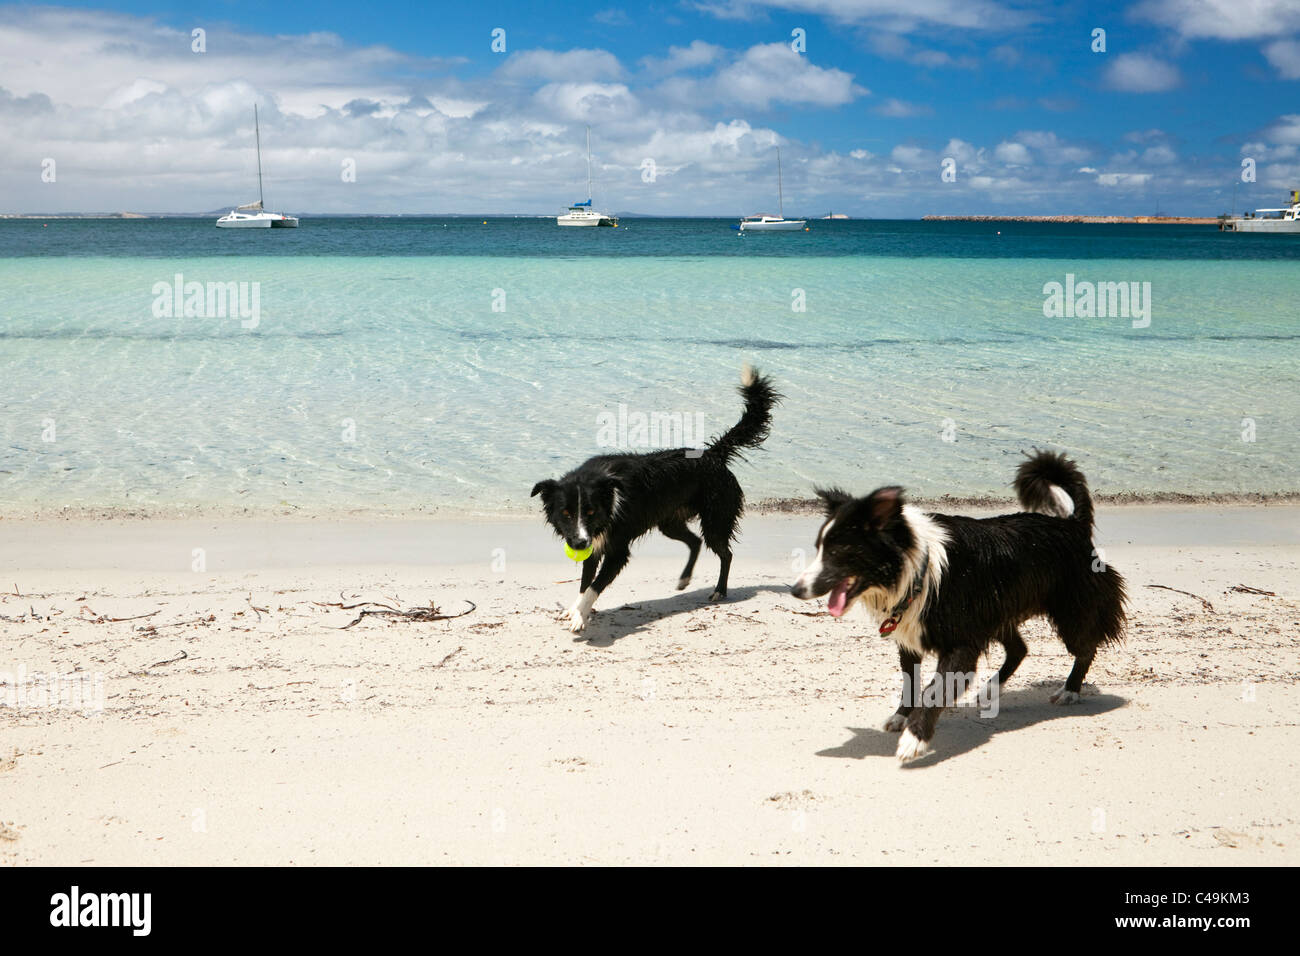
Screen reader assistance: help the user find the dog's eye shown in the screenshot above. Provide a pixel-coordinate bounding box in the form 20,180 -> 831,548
586,509 -> 594,516
562,510 -> 571,517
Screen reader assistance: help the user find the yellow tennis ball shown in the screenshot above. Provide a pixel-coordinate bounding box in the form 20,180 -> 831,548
564,543 -> 593,562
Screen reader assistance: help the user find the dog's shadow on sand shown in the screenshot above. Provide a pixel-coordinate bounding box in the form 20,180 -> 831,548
817,686 -> 1127,768
577,584 -> 791,647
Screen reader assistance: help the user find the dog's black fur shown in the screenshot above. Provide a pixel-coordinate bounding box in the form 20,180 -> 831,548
532,366 -> 780,632
792,450 -> 1126,760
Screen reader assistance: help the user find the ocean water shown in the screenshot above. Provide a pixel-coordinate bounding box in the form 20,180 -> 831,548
2,217 -> 1298,516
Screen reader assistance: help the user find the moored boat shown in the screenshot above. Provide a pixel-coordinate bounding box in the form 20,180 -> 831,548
737,147 -> 805,232
216,105 -> 299,229
557,127 -> 617,227
1219,190 -> 1300,233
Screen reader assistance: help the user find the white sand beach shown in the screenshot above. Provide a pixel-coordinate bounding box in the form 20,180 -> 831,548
0,505 -> 1296,865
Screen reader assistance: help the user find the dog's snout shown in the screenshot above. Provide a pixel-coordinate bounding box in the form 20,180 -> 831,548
791,577 -> 811,600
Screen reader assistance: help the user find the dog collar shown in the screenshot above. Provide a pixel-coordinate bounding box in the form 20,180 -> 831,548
879,549 -> 929,635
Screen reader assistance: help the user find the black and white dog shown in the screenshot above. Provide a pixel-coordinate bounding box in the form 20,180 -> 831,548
792,451 -> 1126,762
532,366 -> 779,633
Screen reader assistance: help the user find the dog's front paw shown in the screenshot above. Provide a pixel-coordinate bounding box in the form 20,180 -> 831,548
676,575 -> 691,591
566,601 -> 589,633
896,728 -> 933,764
707,589 -> 726,602
1049,686 -> 1080,705
883,713 -> 908,732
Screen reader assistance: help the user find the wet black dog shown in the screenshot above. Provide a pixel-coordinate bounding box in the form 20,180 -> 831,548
533,366 -> 779,633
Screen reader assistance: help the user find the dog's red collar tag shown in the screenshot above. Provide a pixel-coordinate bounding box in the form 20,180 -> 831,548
879,616 -> 900,635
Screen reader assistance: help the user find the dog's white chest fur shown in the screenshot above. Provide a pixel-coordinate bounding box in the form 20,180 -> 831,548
856,506 -> 949,656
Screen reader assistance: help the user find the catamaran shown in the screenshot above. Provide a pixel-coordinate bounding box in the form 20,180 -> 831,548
217,105 -> 298,228
1220,190 -> 1300,233
738,147 -> 806,232
557,127 -> 617,227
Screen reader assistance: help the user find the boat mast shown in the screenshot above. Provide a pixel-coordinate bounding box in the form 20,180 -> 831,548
254,104 -> 265,209
586,125 -> 593,202
777,147 -> 784,219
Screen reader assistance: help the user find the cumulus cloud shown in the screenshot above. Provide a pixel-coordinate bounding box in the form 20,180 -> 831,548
711,43 -> 866,107
692,0 -> 1034,31
0,5 -> 1276,218
995,141 -> 1032,164
1102,53 -> 1182,92
498,49 -> 624,83
1264,113 -> 1300,144
1132,0 -> 1300,40
639,41 -> 725,76
872,97 -> 932,116
1264,39 -> 1300,78
867,32 -> 980,69
1097,172 -> 1154,187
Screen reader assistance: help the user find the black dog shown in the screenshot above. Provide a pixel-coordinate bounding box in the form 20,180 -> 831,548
532,366 -> 779,633
792,451 -> 1126,762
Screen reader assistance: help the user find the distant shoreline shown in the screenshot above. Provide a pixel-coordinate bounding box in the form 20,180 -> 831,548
922,214 -> 1220,224
3,213 -> 1222,223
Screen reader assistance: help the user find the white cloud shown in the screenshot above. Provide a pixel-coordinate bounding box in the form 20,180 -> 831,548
995,141 -> 1032,164
498,49 -> 624,83
0,5 -> 1268,217
1097,172 -> 1154,186
1264,39 -> 1300,78
531,82 -> 640,122
872,97 -> 932,116
693,0 -> 1033,31
592,8 -> 632,26
1264,113 -> 1300,144
1142,144 -> 1178,164
1124,128 -> 1167,143
1132,0 -> 1300,40
1102,53 -> 1182,92
867,32 -> 979,68
711,43 -> 866,108
639,41 -> 725,76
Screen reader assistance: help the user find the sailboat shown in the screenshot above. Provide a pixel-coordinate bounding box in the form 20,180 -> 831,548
738,147 -> 806,232
557,126 -> 617,227
216,105 -> 299,228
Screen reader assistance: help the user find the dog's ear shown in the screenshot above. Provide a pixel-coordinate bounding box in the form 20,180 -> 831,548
814,487 -> 852,516
530,479 -> 557,501
865,486 -> 905,528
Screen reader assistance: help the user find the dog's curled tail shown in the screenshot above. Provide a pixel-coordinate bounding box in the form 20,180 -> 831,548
1014,450 -> 1096,529
706,365 -> 780,463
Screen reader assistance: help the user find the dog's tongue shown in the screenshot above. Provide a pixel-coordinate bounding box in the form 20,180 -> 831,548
827,580 -> 853,618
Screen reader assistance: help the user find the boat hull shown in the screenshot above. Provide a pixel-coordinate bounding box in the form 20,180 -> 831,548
739,219 -> 807,231
557,214 -> 616,226
1221,219 -> 1300,233
216,213 -> 298,228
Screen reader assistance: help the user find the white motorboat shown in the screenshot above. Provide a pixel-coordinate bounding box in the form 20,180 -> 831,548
738,147 -> 805,232
217,105 -> 298,229
557,127 -> 617,227
1220,190 -> 1300,233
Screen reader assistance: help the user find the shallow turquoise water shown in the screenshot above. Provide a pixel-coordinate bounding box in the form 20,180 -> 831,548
2,219 -> 1298,514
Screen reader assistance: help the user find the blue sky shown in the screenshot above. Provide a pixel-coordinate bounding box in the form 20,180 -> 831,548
2,0 -> 1299,215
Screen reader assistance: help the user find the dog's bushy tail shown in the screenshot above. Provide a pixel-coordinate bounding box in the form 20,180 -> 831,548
1015,450 -> 1096,529
706,365 -> 780,464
